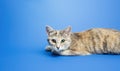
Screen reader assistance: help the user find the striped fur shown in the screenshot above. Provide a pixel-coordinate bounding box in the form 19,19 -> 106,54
46,26 -> 120,55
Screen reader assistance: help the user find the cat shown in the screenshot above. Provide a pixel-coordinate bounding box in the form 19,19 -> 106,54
45,25 -> 120,56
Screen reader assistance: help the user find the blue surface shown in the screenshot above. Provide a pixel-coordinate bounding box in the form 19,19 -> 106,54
1,0 -> 120,71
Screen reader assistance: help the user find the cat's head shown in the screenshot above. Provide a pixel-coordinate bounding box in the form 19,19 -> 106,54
46,25 -> 72,53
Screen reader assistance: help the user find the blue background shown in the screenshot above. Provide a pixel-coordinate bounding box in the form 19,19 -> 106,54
1,0 -> 120,71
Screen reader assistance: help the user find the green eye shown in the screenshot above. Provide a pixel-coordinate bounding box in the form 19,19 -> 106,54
61,39 -> 65,43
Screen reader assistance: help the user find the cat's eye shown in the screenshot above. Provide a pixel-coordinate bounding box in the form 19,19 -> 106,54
51,39 -> 56,43
61,39 -> 65,43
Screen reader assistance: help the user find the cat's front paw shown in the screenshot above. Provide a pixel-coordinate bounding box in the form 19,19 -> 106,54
60,50 -> 75,56
45,46 -> 52,52
80,52 -> 91,56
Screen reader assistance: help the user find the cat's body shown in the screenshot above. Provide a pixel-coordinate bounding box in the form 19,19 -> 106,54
45,26 -> 120,55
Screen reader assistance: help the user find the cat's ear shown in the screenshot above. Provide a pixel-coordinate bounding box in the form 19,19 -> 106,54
46,25 -> 55,36
63,26 -> 71,35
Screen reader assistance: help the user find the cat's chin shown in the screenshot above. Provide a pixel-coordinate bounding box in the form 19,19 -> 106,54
51,50 -> 60,55
51,49 -> 64,55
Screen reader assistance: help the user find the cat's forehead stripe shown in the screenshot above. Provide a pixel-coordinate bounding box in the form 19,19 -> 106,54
56,31 -> 60,36
49,30 -> 64,37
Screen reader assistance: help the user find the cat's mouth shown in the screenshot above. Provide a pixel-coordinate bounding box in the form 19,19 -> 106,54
51,49 -> 64,55
52,50 -> 60,55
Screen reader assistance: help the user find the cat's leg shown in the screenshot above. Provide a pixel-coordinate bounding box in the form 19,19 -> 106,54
45,45 -> 53,52
60,50 -> 91,56
60,50 -> 75,55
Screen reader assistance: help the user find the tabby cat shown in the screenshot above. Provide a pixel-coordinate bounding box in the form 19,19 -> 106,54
45,25 -> 120,55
